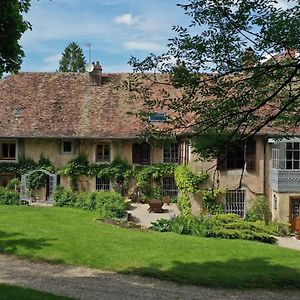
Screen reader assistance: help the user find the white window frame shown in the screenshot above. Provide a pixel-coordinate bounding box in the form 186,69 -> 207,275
163,144 -> 179,163
225,189 -> 246,218
285,142 -> 300,170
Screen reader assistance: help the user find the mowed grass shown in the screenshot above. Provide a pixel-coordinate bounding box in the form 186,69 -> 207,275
0,205 -> 300,289
0,284 -> 73,300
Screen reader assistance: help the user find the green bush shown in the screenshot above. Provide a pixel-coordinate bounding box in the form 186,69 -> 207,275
54,187 -> 127,218
53,186 -> 77,207
151,213 -> 280,244
246,196 -> 271,222
0,187 -> 19,205
95,191 -> 127,218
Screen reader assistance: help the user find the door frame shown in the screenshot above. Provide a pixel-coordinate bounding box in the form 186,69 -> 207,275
289,197 -> 300,231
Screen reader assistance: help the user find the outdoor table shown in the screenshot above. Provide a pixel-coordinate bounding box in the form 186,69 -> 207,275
148,200 -> 164,213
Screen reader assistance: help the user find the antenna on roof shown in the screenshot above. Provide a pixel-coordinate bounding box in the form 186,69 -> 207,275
84,42 -> 92,64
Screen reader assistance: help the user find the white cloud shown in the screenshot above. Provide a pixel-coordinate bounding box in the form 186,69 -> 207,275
40,53 -> 62,71
113,13 -> 136,26
271,0 -> 297,9
124,41 -> 164,51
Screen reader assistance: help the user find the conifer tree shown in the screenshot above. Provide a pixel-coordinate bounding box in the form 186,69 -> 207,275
59,42 -> 86,73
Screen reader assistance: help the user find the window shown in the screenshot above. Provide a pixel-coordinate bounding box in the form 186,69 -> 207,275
286,142 -> 300,170
163,144 -> 179,163
272,144 -> 279,169
217,139 -> 256,171
225,190 -> 246,218
132,142 -> 151,165
62,141 -> 72,153
96,176 -> 110,191
96,144 -> 110,162
149,113 -> 166,122
162,177 -> 178,197
1,142 -> 16,160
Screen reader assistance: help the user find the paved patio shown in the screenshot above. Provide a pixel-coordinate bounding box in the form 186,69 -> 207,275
127,202 -> 180,228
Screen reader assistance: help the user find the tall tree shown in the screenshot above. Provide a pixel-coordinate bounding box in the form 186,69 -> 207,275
129,0 -> 300,159
0,0 -> 31,77
59,42 -> 86,73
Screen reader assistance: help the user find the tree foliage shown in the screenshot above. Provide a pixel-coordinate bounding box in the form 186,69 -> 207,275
129,0 -> 300,158
0,0 -> 31,77
59,42 -> 86,72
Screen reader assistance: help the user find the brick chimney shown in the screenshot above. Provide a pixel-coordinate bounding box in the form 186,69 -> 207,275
89,61 -> 102,85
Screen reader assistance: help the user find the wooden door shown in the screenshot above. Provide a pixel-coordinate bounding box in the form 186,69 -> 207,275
290,199 -> 300,231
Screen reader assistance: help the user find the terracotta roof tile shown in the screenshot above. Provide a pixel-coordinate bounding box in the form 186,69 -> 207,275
0,72 -> 151,138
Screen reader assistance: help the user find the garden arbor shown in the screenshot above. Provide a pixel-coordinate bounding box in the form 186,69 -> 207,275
20,169 -> 58,204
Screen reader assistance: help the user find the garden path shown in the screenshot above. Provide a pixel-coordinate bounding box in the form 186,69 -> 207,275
126,203 -> 180,228
0,254 -> 299,300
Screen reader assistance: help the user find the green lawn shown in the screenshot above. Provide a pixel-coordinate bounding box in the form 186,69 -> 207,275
0,284 -> 72,300
0,205 -> 300,289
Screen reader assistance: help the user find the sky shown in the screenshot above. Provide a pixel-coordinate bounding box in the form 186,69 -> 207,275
20,0 -> 191,73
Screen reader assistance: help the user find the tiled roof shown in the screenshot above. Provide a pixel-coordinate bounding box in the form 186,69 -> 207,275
0,72 -> 170,139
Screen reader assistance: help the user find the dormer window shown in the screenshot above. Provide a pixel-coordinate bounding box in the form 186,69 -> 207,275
149,113 -> 166,122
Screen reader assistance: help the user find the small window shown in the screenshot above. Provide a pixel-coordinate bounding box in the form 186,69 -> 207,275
149,113 -> 166,122
225,190 -> 246,218
1,142 -> 16,160
62,141 -> 72,153
96,144 -> 110,162
163,144 -> 179,163
96,176 -> 110,191
162,176 -> 178,197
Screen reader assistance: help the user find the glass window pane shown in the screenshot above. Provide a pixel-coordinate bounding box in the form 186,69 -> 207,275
286,142 -> 293,150
295,151 -> 300,160
97,145 -> 103,160
295,143 -> 300,150
63,141 -> 72,152
286,161 -> 293,169
294,161 -> 300,169
286,151 -> 293,159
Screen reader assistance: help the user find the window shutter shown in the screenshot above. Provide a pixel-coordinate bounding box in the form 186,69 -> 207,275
246,139 -> 256,171
178,140 -> 189,165
132,143 -> 141,164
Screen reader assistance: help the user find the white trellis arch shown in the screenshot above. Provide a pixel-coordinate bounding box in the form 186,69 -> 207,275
20,169 -> 57,204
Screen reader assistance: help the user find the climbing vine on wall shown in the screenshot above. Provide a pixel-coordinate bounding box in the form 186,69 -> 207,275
201,189 -> 224,215
174,165 -> 209,215
0,156 -> 55,191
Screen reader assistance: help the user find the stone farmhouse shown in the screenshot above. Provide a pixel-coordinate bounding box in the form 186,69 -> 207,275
0,64 -> 299,230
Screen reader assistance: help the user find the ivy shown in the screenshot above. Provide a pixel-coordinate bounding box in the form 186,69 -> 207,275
174,165 -> 208,216
63,155 -> 133,191
0,156 -> 55,191
134,164 -> 177,188
62,155 -> 90,190
201,189 -> 224,215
